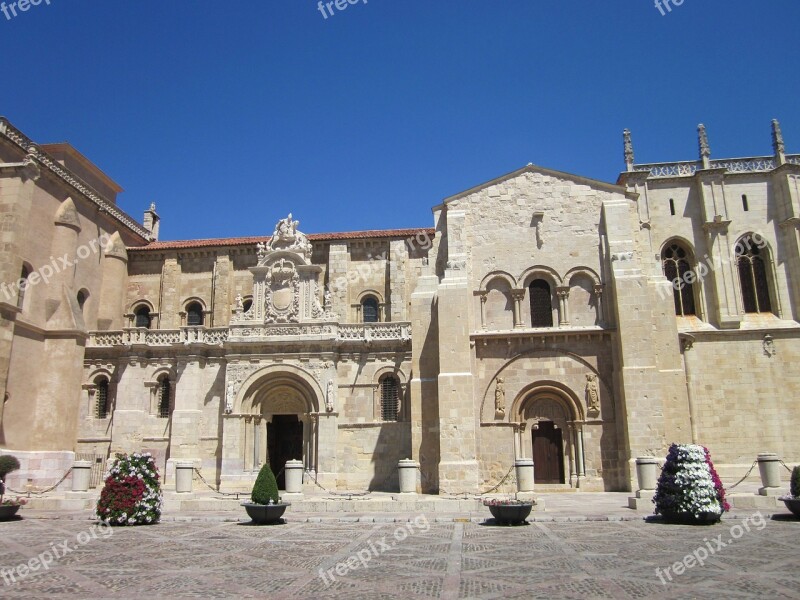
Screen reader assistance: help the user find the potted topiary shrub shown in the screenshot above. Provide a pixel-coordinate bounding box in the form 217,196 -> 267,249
96,452 -> 162,526
779,466 -> 800,517
483,498 -> 533,526
653,443 -> 730,525
241,463 -> 290,524
0,455 -> 26,520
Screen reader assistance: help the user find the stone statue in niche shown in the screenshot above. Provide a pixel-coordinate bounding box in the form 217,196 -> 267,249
233,293 -> 244,314
494,377 -> 505,419
225,381 -> 235,414
585,374 -> 600,415
325,379 -> 335,413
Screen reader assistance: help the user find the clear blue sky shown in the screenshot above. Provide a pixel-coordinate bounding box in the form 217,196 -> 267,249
1,1 -> 798,241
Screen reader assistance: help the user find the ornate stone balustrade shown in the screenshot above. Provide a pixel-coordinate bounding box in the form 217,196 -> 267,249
88,327 -> 229,347
633,155 -> 800,178
88,322 -> 411,347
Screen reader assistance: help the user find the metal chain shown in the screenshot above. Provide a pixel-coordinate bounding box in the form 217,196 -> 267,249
191,468 -> 244,498
780,460 -> 795,473
727,460 -> 757,491
479,464 -> 517,496
4,467 -> 73,497
303,470 -> 370,498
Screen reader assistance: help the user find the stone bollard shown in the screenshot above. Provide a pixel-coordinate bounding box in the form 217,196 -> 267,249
628,457 -> 659,510
398,458 -> 418,494
175,462 -> 194,494
515,459 -> 535,493
635,457 -> 659,492
284,460 -> 304,494
71,460 -> 92,492
757,453 -> 782,496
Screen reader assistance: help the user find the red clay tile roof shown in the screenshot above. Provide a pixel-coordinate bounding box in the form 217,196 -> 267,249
130,228 -> 435,251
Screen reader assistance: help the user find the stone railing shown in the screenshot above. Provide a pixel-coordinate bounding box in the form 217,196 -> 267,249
89,322 -> 411,347
88,327 -> 229,347
633,155 -> 800,178
338,322 -> 412,343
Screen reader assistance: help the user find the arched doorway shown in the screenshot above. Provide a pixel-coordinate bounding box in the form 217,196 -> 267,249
513,385 -> 585,487
234,369 -> 321,489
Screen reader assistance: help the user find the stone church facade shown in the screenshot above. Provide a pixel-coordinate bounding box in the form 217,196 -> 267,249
1,116 -> 799,494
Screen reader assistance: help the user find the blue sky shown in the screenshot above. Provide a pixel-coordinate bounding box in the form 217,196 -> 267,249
1,0 -> 798,241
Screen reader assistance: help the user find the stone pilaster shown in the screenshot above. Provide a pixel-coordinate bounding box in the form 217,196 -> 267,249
327,243 -> 349,321
436,209 -> 479,493
159,256 -> 182,329
389,239 -> 407,322
212,253 -> 232,327
603,198 -> 667,492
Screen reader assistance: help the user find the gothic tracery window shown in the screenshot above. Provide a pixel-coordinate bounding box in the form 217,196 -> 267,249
736,236 -> 772,314
661,242 -> 696,316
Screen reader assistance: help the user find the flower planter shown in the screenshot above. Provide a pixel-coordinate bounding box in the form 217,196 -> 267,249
660,511 -> 721,525
0,505 -> 21,521
487,503 -> 532,525
242,503 -> 290,525
782,498 -> 800,518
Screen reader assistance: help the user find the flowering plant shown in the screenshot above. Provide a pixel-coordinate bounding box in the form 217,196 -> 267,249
96,453 -> 162,526
779,465 -> 800,501
654,443 -> 729,519
483,498 -> 532,506
0,497 -> 27,507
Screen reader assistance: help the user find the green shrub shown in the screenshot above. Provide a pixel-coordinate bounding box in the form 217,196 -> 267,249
0,455 -> 20,478
791,466 -> 800,499
251,463 -> 280,505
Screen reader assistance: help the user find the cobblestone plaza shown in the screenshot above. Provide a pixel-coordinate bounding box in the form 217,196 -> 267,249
1,515 -> 798,599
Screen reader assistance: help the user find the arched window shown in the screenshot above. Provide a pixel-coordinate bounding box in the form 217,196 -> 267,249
661,242 -> 696,316
242,298 -> 253,313
736,235 -> 772,314
186,302 -> 204,326
77,289 -> 88,312
362,296 -> 379,323
17,264 -> 30,309
529,279 -> 553,327
380,376 -> 400,422
134,305 -> 152,329
158,377 -> 172,418
96,378 -> 110,419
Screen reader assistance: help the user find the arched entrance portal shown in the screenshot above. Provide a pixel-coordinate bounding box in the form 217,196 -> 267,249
513,384 -> 586,487
237,369 -> 321,488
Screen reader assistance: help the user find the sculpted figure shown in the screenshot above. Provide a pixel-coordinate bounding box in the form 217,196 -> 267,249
326,379 -> 335,413
585,374 -> 600,413
494,377 -> 505,418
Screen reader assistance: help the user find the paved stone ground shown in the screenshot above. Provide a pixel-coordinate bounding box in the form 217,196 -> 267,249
1,514 -> 798,599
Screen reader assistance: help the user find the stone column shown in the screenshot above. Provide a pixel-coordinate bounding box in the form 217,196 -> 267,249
556,287 -> 570,326
511,289 -> 526,328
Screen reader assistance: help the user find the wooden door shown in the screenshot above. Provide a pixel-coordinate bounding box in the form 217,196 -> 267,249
532,421 -> 565,484
268,415 -> 303,490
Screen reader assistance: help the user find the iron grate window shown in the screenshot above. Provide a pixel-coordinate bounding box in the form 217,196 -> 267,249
362,297 -> 379,323
158,378 -> 172,418
96,379 -> 109,419
381,377 -> 400,422
135,306 -> 151,328
529,279 -> 554,327
186,302 -> 203,326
